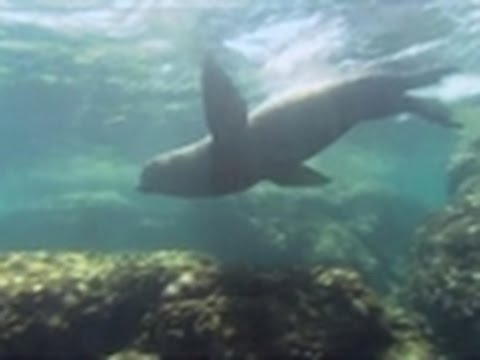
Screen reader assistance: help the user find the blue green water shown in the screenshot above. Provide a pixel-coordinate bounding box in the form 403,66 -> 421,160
0,0 -> 478,267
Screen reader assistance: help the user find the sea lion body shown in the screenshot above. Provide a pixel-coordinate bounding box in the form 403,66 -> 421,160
139,60 -> 457,197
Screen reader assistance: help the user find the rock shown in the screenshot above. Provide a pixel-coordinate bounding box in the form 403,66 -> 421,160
0,250 -> 433,359
406,135 -> 480,357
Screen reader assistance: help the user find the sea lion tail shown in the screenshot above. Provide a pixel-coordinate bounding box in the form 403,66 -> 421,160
403,67 -> 456,89
402,95 -> 462,128
399,66 -> 462,128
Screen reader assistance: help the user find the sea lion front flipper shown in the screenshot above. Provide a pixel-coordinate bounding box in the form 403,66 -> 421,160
402,95 -> 462,128
202,56 -> 248,145
269,165 -> 332,187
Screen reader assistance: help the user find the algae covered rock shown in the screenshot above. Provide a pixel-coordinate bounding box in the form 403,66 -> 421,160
380,308 -> 438,360
142,265 -> 392,359
406,194 -> 480,357
406,135 -> 480,357
0,250 -> 213,358
0,250 -> 433,359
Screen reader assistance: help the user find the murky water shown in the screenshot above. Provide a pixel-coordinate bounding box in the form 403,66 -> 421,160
0,1 -> 479,358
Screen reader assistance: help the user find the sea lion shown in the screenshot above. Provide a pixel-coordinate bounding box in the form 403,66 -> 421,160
138,58 -> 459,197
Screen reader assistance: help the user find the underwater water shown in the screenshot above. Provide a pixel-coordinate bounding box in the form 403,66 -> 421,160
0,0 -> 480,358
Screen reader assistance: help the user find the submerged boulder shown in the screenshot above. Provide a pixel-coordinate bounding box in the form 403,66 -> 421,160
407,197 -> 480,357
0,251 -> 211,358
407,135 -> 480,357
0,250 -> 434,359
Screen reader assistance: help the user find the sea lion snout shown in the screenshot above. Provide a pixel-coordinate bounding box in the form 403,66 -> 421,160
138,159 -> 164,193
137,167 -> 154,193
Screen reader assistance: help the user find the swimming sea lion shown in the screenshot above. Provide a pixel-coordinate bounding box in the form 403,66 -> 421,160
138,58 -> 459,197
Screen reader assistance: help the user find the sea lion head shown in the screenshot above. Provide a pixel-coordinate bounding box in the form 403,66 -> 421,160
138,153 -> 178,194
138,141 -> 215,197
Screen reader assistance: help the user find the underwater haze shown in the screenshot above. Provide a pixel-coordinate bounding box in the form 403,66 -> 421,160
1,1 -> 480,358
0,0 -> 479,252
0,1 -> 479,256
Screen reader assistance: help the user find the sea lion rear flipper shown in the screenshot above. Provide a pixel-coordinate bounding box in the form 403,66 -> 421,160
402,67 -> 457,89
402,95 -> 462,128
269,165 -> 332,187
202,56 -> 248,145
